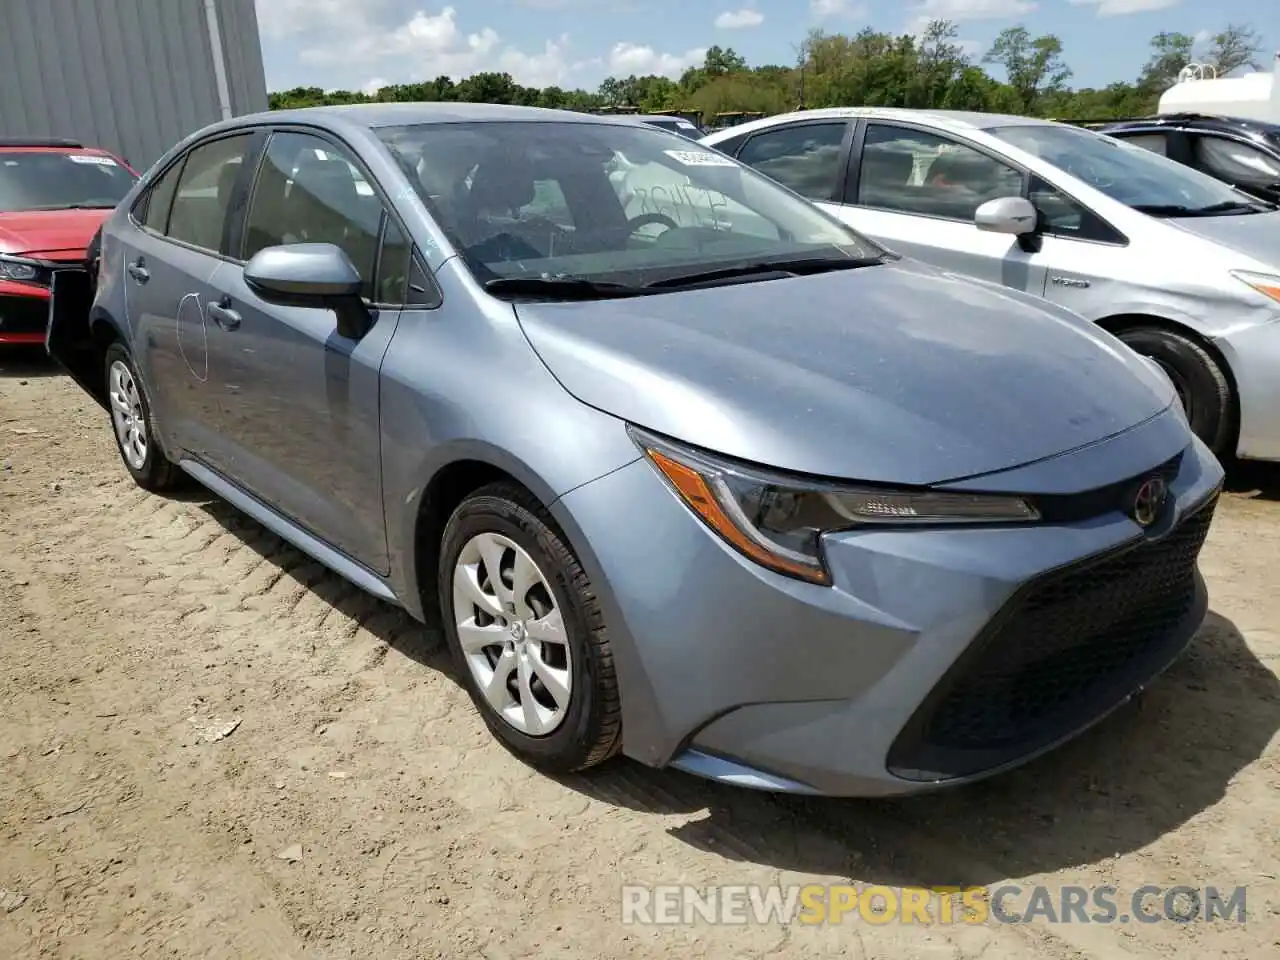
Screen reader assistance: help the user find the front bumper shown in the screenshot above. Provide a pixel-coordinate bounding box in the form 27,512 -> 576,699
0,281 -> 50,345
552,416 -> 1224,797
1214,317 -> 1280,462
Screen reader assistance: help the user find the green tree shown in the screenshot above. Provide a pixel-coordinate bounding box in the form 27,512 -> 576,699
983,26 -> 1072,112
1138,32 -> 1195,94
1205,23 -> 1263,76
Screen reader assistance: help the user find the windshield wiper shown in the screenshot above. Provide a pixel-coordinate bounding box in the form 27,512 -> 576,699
1132,200 -> 1264,217
24,202 -> 118,211
484,276 -> 649,300
644,255 -> 887,290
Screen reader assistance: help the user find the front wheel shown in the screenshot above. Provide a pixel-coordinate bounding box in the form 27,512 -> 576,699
438,482 -> 622,774
1116,327 -> 1234,457
103,342 -> 185,492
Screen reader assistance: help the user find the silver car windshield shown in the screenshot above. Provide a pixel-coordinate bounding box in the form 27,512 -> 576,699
988,123 -> 1258,212
376,120 -> 882,283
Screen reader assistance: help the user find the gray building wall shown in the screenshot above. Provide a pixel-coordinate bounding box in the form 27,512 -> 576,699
0,0 -> 268,171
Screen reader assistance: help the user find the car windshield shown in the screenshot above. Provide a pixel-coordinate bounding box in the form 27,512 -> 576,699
987,123 -> 1261,214
0,151 -> 137,212
376,120 -> 882,288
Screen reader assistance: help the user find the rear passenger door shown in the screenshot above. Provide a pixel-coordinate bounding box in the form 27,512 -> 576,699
202,128 -> 422,574
122,131 -> 259,461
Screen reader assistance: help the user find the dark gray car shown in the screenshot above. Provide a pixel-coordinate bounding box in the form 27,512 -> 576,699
48,103 -> 1223,797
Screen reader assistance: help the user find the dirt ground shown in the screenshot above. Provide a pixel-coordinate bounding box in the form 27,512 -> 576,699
1,348 -> 1277,960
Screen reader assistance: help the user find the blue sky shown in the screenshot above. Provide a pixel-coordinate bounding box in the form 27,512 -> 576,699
253,0 -> 1277,94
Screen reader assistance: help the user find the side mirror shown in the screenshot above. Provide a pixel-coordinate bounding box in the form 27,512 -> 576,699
244,242 -> 371,339
974,196 -> 1039,236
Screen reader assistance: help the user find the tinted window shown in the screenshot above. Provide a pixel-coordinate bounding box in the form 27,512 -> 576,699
377,120 -> 880,287
736,122 -> 847,200
167,135 -> 253,253
0,150 -> 137,213
989,124 -> 1248,211
141,158 -> 184,232
1117,133 -> 1169,156
1193,136 -> 1280,189
243,132 -> 383,299
856,124 -> 1024,220
376,216 -> 412,304
1029,176 -> 1122,243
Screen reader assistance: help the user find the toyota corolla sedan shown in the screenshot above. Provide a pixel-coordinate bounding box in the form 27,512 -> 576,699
48,103 -> 1224,797
703,108 -> 1280,465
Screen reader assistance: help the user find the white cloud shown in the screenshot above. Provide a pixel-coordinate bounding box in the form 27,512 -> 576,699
715,8 -> 764,29
810,0 -> 867,17
253,2 -> 701,91
905,0 -> 1036,36
1067,0 -> 1179,15
607,42 -> 707,77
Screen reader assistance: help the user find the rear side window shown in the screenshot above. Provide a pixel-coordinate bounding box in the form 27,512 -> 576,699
736,122 -> 848,201
141,159 -> 184,232
1117,133 -> 1169,157
166,134 -> 253,253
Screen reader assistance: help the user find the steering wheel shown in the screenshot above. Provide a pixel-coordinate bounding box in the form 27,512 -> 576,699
626,212 -> 679,238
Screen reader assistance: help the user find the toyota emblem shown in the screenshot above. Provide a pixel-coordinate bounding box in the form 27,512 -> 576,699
1131,476 -> 1168,528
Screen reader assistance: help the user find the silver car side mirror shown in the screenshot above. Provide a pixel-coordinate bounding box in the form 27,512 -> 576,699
974,196 -> 1039,236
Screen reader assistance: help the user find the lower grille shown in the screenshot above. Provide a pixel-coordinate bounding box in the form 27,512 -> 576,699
887,493 -> 1218,781
0,293 -> 51,336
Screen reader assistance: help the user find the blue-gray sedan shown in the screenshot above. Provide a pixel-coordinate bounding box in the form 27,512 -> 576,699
48,103 -> 1224,797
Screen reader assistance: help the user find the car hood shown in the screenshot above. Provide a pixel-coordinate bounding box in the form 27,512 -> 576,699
0,208 -> 111,257
1165,209 -> 1280,270
515,260 -> 1177,485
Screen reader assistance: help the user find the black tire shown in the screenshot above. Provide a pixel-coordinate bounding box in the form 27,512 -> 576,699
1116,326 -> 1234,456
438,481 -> 622,774
102,342 -> 185,493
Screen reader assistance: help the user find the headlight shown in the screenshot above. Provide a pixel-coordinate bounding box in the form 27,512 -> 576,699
1231,270 -> 1280,305
630,427 -> 1040,585
0,254 -> 40,282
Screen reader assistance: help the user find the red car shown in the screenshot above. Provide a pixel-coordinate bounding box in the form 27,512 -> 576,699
0,138 -> 138,345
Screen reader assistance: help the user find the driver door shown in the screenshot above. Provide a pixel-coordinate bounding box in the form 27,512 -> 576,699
830,122 -> 1047,295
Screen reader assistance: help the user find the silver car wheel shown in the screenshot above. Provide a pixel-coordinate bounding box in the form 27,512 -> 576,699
108,359 -> 148,471
452,531 -> 573,737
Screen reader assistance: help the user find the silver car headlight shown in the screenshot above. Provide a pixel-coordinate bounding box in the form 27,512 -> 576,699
630,426 -> 1039,585
1230,270 -> 1280,306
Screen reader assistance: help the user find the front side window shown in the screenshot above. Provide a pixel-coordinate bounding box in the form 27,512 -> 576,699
0,150 -> 137,213
1192,136 -> 1280,189
989,123 -> 1258,215
856,124 -> 1024,221
377,120 -> 879,288
1113,132 -> 1169,156
242,132 -> 385,298
166,134 -> 254,253
736,122 -> 848,201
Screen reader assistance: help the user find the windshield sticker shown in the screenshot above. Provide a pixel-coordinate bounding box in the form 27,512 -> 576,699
69,154 -> 118,166
663,149 -> 736,168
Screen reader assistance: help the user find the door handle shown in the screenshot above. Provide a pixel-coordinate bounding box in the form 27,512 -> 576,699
208,299 -> 241,331
126,259 -> 149,283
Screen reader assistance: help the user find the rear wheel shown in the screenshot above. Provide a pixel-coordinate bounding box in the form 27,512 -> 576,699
1116,326 -> 1233,457
103,342 -> 184,492
438,482 -> 622,774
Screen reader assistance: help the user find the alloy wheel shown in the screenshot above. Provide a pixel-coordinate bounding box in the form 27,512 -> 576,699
452,532 -> 573,737
108,359 -> 148,471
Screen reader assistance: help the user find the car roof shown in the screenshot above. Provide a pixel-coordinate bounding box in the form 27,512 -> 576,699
701,107 -> 1057,141
233,101 -> 629,130
1102,113 -> 1280,140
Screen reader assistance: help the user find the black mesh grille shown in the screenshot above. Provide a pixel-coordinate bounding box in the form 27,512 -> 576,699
0,294 -> 51,335
888,493 -> 1218,781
